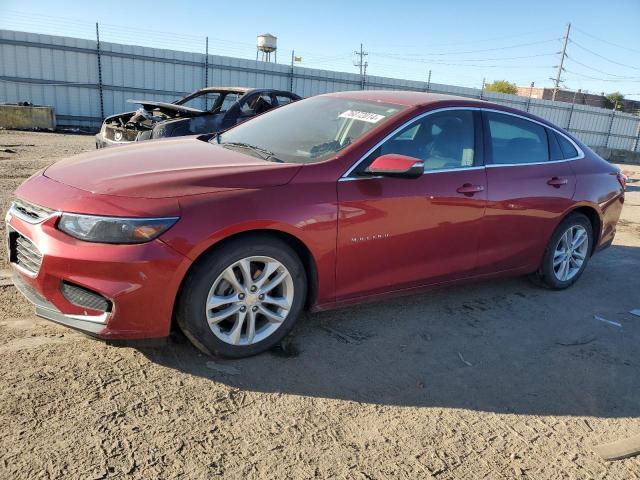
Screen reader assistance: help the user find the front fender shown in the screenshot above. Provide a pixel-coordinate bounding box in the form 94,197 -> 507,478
161,184 -> 338,306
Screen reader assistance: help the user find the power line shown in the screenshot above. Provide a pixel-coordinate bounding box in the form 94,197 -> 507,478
566,57 -> 640,79
370,38 -> 559,57
570,40 -> 640,71
371,52 -> 556,63
564,69 -> 640,83
370,58 -> 552,69
572,26 -> 640,54
377,27 -> 558,49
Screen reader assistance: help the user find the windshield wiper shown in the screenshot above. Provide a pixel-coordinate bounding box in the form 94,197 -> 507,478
220,142 -> 283,162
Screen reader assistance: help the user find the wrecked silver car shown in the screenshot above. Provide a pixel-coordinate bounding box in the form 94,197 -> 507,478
95,87 -> 301,148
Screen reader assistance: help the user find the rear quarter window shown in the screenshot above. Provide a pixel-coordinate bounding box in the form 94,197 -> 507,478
555,131 -> 579,159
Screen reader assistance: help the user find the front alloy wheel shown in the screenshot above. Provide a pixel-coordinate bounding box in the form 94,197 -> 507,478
206,256 -> 294,346
177,235 -> 306,358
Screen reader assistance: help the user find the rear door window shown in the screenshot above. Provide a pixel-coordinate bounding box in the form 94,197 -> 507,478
485,112 -> 549,165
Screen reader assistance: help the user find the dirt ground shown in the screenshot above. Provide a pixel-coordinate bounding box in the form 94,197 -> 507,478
0,130 -> 639,479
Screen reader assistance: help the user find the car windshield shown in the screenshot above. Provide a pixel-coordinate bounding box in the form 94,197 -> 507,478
178,91 -> 222,111
215,96 -> 406,164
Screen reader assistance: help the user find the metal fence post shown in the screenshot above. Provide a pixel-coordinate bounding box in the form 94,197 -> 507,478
605,110 -> 616,149
525,81 -> 534,112
566,90 -> 579,132
204,37 -> 209,88
566,104 -> 575,132
95,22 -> 104,122
289,50 -> 294,92
633,120 -> 640,153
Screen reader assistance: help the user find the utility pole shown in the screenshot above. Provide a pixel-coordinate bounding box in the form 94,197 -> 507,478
552,22 -> 571,102
353,43 -> 368,90
425,69 -> 432,92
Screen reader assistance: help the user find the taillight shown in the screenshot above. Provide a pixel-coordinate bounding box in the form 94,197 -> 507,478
616,172 -> 627,191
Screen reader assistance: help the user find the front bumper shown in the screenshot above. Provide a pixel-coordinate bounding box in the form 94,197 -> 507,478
6,204 -> 191,340
12,272 -> 108,335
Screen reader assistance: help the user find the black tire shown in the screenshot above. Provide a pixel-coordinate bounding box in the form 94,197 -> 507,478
176,235 -> 307,358
530,213 -> 593,290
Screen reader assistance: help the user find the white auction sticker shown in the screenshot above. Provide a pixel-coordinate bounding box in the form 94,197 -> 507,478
338,110 -> 385,123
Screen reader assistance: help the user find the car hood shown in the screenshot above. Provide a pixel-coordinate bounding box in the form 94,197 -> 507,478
126,99 -> 205,116
44,137 -> 303,198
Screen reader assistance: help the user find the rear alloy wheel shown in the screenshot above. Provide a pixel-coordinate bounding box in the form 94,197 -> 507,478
177,236 -> 306,358
552,225 -> 589,282
532,213 -> 593,289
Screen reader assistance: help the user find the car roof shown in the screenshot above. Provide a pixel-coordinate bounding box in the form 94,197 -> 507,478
322,90 -> 561,128
325,90 -> 489,108
193,87 -> 296,95
195,87 -> 253,95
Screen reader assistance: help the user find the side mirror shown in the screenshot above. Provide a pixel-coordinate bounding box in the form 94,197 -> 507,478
365,154 -> 424,179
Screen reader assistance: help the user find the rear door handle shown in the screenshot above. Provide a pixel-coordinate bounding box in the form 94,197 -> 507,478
547,177 -> 568,187
456,183 -> 485,196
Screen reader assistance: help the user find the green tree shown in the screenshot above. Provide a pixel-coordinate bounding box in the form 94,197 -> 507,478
604,92 -> 624,110
484,80 -> 518,94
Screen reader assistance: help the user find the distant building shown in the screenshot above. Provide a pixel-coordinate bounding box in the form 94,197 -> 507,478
516,86 -> 640,115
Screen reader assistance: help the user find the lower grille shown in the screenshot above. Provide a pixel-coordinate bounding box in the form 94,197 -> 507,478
61,282 -> 111,312
8,227 -> 43,276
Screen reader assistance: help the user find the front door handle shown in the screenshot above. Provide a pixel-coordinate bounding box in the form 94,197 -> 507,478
456,183 -> 485,196
547,177 -> 568,188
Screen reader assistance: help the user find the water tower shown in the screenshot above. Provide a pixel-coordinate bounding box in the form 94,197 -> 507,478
257,33 -> 277,62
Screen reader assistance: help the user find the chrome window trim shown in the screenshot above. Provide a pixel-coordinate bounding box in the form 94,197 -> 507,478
485,159 -> 574,168
341,106 -> 481,179
338,165 -> 485,182
481,108 -> 585,163
341,105 -> 585,179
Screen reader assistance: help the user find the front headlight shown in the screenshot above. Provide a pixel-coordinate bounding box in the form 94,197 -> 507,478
57,213 -> 179,244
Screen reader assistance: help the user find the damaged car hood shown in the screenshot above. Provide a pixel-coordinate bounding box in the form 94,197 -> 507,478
126,99 -> 205,116
44,137 -> 302,198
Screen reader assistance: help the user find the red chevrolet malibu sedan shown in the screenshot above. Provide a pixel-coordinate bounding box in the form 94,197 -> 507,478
6,91 -> 625,357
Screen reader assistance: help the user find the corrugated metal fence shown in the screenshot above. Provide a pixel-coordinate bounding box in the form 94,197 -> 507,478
1,29 -> 639,153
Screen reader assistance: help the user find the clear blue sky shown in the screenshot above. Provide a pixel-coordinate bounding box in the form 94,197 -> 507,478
1,0 -> 639,98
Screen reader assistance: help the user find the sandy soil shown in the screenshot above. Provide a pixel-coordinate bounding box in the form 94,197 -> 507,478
0,130 -> 639,479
